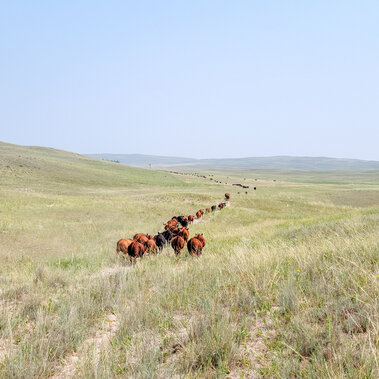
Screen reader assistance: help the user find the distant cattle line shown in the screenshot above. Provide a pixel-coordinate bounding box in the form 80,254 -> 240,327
165,170 -> 261,191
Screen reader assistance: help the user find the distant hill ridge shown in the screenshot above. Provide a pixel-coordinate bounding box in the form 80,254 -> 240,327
87,153 -> 379,171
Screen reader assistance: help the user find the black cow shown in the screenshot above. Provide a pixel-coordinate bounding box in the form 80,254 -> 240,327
180,219 -> 188,228
211,205 -> 216,212
162,229 -> 173,243
154,233 -> 166,253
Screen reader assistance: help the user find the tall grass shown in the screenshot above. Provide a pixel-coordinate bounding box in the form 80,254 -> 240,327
0,144 -> 378,377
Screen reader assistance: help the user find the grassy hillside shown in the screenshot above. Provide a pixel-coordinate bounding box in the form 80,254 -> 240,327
88,153 -> 196,168
0,141 -> 191,191
0,142 -> 378,378
87,152 -> 379,171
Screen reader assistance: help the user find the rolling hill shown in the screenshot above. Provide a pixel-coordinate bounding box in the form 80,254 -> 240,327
0,141 -> 186,190
87,153 -> 379,171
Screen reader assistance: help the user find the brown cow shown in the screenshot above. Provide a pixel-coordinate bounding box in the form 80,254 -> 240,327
206,208 -> 210,213
194,233 -> 205,247
178,227 -> 189,242
187,236 -> 205,256
171,235 -> 185,256
169,226 -> 180,235
127,241 -> 147,265
134,234 -> 149,244
225,193 -> 230,200
116,238 -> 134,259
133,233 -> 145,240
188,215 -> 194,224
196,210 -> 202,219
145,239 -> 157,254
164,220 -> 177,230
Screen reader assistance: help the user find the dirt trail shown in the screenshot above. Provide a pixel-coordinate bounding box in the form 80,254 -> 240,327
92,265 -> 128,279
0,291 -> 17,364
0,339 -> 12,363
226,310 -> 277,378
51,313 -> 119,378
51,264 -> 125,378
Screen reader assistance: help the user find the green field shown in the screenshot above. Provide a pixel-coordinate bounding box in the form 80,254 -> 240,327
1,142 -> 378,378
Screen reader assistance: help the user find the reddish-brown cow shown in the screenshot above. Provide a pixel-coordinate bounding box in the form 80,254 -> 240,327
134,234 -> 149,244
164,219 -> 178,230
116,238 -> 134,259
178,227 -> 189,242
145,239 -> 157,254
194,233 -> 205,247
127,241 -> 147,264
187,236 -> 205,256
171,235 -> 185,256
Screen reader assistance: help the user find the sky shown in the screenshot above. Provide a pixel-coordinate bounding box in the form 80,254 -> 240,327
0,1 -> 378,160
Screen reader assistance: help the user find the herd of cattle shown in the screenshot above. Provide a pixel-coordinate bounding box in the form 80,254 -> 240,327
167,170 -> 259,193
116,193 -> 231,264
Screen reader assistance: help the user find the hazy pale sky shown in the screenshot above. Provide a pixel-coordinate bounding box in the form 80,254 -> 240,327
1,1 -> 378,159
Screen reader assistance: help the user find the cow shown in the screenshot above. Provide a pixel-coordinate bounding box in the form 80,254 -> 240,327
245,191 -> 248,194
206,208 -> 210,213
164,220 -> 177,230
162,229 -> 173,243
145,239 -> 157,254
187,235 -> 205,256
194,233 -> 205,248
188,215 -> 194,224
211,205 -> 216,212
179,217 -> 189,228
170,226 -> 180,235
134,234 -> 149,244
116,238 -> 134,260
254,187 -> 256,190
225,193 -> 230,200
176,216 -> 185,224
171,235 -> 185,256
178,227 -> 189,242
154,233 -> 166,253
127,241 -> 147,265
196,210 -> 202,219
